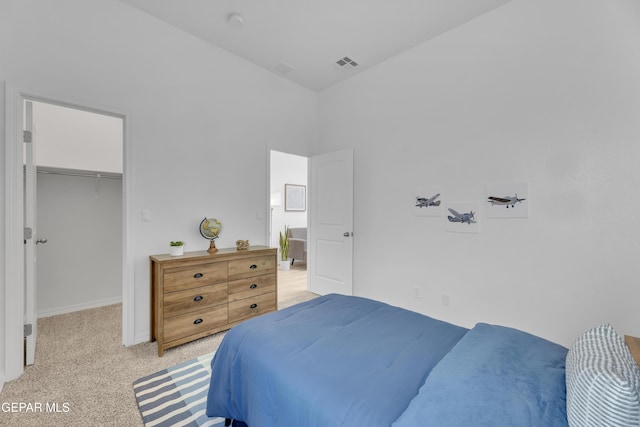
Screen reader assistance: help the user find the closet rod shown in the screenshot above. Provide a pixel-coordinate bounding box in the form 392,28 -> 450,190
36,169 -> 122,180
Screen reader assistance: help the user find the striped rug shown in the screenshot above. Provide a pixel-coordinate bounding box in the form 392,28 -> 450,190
133,352 -> 227,427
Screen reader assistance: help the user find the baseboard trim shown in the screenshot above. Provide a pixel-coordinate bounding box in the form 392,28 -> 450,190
135,331 -> 151,345
37,296 -> 122,319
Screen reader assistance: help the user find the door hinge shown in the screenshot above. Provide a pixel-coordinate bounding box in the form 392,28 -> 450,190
23,130 -> 32,143
24,324 -> 33,337
24,227 -> 33,240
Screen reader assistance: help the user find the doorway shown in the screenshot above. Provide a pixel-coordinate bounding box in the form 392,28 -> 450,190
269,150 -> 309,301
31,101 -> 123,318
268,148 -> 355,299
3,86 -> 134,381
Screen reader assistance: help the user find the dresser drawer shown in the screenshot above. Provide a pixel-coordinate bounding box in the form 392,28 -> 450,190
229,292 -> 276,323
163,305 -> 228,343
164,262 -> 227,293
228,274 -> 276,302
164,283 -> 228,318
228,256 -> 276,280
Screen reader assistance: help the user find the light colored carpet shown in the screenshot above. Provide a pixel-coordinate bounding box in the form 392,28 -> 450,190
0,292 -> 317,427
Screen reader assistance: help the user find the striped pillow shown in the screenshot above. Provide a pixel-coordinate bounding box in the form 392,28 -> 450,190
566,324 -> 640,427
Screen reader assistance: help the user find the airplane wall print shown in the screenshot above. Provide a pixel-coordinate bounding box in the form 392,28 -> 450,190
413,187 -> 443,217
487,194 -> 525,208
445,201 -> 480,233
486,183 -> 529,218
447,208 -> 476,224
415,193 -> 441,208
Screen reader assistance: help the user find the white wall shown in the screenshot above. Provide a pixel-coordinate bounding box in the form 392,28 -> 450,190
318,0 -> 640,346
36,173 -> 122,317
33,101 -> 123,174
0,0 -> 318,363
270,150 -> 308,249
0,80 -> 6,388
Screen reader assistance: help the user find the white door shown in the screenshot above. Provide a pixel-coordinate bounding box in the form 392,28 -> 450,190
308,149 -> 354,295
24,100 -> 40,365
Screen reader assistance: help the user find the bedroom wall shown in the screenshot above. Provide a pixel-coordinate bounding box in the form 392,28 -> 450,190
318,0 -> 640,346
0,0 -> 318,354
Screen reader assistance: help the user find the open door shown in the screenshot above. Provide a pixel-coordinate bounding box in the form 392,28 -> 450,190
23,100 -> 39,365
308,149 -> 354,295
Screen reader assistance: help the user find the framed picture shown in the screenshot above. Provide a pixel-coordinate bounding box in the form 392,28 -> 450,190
285,184 -> 306,211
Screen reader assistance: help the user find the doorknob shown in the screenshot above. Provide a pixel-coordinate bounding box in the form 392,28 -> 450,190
36,238 -> 48,244
343,232 -> 353,237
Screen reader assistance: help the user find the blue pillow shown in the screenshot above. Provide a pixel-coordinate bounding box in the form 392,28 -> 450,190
565,324 -> 640,427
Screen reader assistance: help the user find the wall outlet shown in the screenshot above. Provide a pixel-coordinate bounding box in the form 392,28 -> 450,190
412,286 -> 421,299
441,293 -> 450,307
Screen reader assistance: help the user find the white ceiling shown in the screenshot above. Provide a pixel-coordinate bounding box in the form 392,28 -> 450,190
120,0 -> 511,92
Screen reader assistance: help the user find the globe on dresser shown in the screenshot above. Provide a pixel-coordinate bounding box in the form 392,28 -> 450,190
199,217 -> 222,253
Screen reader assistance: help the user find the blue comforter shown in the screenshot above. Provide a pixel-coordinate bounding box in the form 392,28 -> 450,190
206,294 -> 467,426
206,295 -> 569,426
393,323 -> 569,427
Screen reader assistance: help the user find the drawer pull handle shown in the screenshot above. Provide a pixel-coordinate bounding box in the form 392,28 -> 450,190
249,264 -> 257,269
194,295 -> 203,302
194,273 -> 204,279
250,303 -> 258,309
250,284 -> 257,289
194,318 -> 203,325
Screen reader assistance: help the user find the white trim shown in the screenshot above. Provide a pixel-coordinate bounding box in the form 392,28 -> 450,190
37,296 -> 123,319
3,84 -> 136,382
266,144 -> 272,247
122,110 -> 136,346
4,84 -> 25,381
135,330 -> 151,345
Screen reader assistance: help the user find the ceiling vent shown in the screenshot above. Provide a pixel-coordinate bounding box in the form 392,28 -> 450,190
270,60 -> 294,76
335,56 -> 359,72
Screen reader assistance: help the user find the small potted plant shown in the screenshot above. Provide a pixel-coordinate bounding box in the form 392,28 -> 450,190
278,226 -> 290,271
169,241 -> 185,256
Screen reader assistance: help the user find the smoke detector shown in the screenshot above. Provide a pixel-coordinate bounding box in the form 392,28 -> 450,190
335,56 -> 359,72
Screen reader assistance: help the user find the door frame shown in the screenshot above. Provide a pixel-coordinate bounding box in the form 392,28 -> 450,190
23,99 -> 36,366
3,84 -> 135,381
265,147 -> 354,296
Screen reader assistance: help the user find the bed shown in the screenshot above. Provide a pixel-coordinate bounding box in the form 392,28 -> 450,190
206,294 -> 640,426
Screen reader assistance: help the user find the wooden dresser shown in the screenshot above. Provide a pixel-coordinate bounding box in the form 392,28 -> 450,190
625,335 -> 640,368
150,246 -> 277,356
